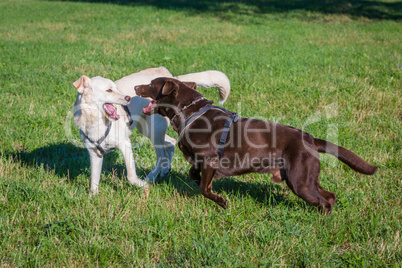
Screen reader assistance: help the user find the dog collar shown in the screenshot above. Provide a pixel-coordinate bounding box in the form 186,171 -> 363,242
122,105 -> 133,127
171,97 -> 207,126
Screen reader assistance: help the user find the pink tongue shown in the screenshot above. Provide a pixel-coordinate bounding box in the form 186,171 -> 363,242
105,104 -> 120,120
143,100 -> 155,114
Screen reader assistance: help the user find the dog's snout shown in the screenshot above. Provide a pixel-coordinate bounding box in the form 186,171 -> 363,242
125,96 -> 131,102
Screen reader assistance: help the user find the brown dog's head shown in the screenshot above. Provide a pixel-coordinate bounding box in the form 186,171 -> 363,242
135,77 -> 199,117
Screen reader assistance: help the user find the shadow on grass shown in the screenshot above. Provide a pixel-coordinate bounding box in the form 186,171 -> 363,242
9,142 -> 122,182
55,0 -> 402,20
9,142 -> 289,208
157,169 -> 289,208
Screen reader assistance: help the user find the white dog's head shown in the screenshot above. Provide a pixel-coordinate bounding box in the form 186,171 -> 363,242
73,75 -> 130,120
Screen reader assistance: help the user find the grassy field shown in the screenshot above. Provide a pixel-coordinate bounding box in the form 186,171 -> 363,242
0,0 -> 401,266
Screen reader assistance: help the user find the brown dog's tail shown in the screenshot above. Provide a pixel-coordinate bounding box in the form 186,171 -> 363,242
314,139 -> 378,175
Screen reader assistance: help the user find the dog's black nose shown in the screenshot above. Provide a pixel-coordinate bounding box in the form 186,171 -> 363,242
125,96 -> 131,102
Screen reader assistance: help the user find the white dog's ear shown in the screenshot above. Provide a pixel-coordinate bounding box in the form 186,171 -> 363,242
73,75 -> 91,94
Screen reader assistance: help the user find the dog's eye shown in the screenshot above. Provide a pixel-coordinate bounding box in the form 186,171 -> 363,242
106,89 -> 113,93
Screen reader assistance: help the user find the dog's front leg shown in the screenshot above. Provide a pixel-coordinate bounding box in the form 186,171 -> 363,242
88,149 -> 103,194
189,165 -> 201,186
199,164 -> 228,209
119,144 -> 148,188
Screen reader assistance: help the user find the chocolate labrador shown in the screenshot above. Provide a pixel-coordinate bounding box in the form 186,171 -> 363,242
135,77 -> 378,214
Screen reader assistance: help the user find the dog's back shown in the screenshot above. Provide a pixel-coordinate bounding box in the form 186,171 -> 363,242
116,67 -> 173,96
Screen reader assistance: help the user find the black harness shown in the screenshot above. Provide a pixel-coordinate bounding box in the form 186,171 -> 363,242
176,104 -> 239,159
80,105 -> 133,156
81,121 -> 113,155
217,110 -> 239,159
176,104 -> 214,142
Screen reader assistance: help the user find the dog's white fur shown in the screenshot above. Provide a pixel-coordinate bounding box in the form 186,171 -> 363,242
73,67 -> 230,194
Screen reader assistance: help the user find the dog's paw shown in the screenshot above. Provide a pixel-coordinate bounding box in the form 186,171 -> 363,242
142,181 -> 150,189
160,168 -> 171,178
218,199 -> 229,209
90,187 -> 99,196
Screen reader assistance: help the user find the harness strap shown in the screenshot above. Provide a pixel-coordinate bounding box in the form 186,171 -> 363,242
177,105 -> 214,142
176,104 -> 239,159
82,121 -> 114,155
122,105 -> 133,127
217,112 -> 239,159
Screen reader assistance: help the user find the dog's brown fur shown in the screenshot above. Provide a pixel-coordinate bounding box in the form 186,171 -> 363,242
135,77 -> 378,214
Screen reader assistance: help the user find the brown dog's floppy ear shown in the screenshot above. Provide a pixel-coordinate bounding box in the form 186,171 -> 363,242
73,75 -> 91,94
182,82 -> 197,90
161,79 -> 178,96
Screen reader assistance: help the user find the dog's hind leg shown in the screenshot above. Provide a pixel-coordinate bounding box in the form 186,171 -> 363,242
142,115 -> 172,183
318,186 -> 336,208
148,135 -> 175,180
189,165 -> 201,186
88,149 -> 103,194
163,134 -> 176,174
284,156 -> 333,214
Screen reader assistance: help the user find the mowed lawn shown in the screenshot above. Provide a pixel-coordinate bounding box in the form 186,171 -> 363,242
0,0 -> 401,266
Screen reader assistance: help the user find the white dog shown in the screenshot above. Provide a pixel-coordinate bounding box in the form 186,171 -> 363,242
73,67 -> 230,194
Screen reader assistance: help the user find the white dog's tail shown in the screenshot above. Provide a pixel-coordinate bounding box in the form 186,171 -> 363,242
176,70 -> 231,105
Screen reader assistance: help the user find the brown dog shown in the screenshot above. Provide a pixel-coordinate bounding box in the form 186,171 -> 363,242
135,77 -> 378,214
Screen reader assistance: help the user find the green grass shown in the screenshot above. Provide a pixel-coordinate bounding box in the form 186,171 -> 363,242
0,0 -> 401,266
